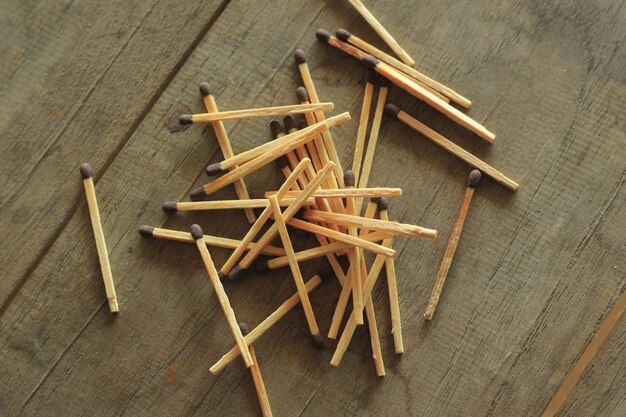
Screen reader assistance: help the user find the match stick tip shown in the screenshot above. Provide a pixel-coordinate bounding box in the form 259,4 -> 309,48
343,170 -> 355,187
315,29 -> 330,43
190,224 -> 204,240
227,265 -> 246,281
468,169 -> 482,188
295,86 -> 309,103
162,201 -> 178,213
179,114 -> 193,125
269,119 -> 285,138
384,103 -> 400,119
293,48 -> 307,64
205,163 -> 224,177
79,163 -> 93,179
217,271 -> 227,282
377,197 -> 389,211
238,322 -> 251,336
311,333 -> 326,349
138,225 -> 154,238
189,187 -> 207,201
297,118 -> 308,130
283,114 -> 297,132
335,28 -> 351,42
361,54 -> 380,69
276,156 -> 290,169
198,82 -> 213,97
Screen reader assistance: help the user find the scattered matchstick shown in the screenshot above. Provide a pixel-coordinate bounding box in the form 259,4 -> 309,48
161,197 -> 315,213
270,118 -> 309,190
239,322 -> 273,417
384,103 -> 518,191
352,71 -> 376,181
190,224 -> 253,367
346,0 -> 415,66
265,187 -> 402,199
179,102 -> 333,124
344,170 -> 364,324
80,163 -> 119,313
199,82 -> 256,223
424,170 -> 482,320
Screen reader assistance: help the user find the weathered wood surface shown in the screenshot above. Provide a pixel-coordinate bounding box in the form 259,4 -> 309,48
0,0 -> 624,416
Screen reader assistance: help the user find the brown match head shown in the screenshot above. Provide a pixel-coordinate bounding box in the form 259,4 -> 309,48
269,119 -> 284,139
162,201 -> 178,213
190,187 -> 207,201
467,169 -> 482,188
179,114 -> 193,125
294,48 -> 307,64
361,54 -> 380,69
283,114 -> 297,132
217,271 -> 227,282
276,156 -> 290,169
315,29 -> 331,44
335,28 -> 351,42
205,163 -> 224,176
190,224 -> 204,240
79,163 -> 93,179
238,322 -> 251,336
297,119 -> 308,130
227,265 -> 247,281
377,197 -> 389,212
198,82 -> 213,97
295,86 -> 309,103
384,103 -> 400,119
343,170 -> 355,187
138,225 -> 154,238
311,333 -> 326,349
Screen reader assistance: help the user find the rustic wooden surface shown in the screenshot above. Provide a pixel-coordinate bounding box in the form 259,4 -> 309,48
0,0 -> 624,415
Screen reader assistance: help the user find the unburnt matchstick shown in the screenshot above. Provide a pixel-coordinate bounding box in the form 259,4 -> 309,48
424,170 -> 482,320
179,102 -> 333,124
265,187 -> 402,199
384,103 -> 519,191
352,71 -> 376,182
344,170 -> 364,324
269,119 -> 306,190
239,322 -> 273,417
161,197 -> 316,213
80,163 -> 119,313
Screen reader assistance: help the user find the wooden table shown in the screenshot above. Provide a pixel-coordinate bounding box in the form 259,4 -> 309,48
1,1 -> 624,415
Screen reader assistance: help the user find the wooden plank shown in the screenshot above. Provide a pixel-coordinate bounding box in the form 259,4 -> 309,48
0,1 -> 624,416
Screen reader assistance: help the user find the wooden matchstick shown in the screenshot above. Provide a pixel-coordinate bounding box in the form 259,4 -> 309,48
270,119 -> 310,190
190,224 -> 253,367
346,0 -> 415,66
303,209 -> 438,239
80,163 -> 118,313
199,82 -> 256,223
384,104 -> 519,191
268,195 -> 324,346
378,198 -> 403,353
161,198 -> 315,213
352,71 -> 376,180
210,275 -> 322,374
138,225 -> 286,257
239,323 -> 273,417
335,29 -> 471,108
424,170 -> 482,320
179,102 -> 333,124
265,187 -> 402,199
316,31 -> 495,142
344,170 -> 364,324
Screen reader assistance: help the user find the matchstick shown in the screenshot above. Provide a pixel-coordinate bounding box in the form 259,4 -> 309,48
138,225 -> 286,257
179,102 -> 333,124
80,163 -> 118,313
344,170 -> 364,324
284,115 -> 316,183
335,29 -> 470,108
424,170 -> 481,320
352,71 -> 376,180
268,195 -> 323,346
161,197 -> 315,213
239,323 -> 273,417
384,104 -> 519,191
199,82 -> 256,223
270,119 -> 309,190
210,275 -> 322,374
190,224 -> 253,367
378,198 -> 403,353
265,187 -> 402,199
303,209 -> 438,239
346,0 -> 415,66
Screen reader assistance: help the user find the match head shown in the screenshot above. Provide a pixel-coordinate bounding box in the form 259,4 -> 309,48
162,201 -> 178,213
190,224 -> 204,240
315,29 -> 331,44
227,265 -> 247,281
276,156 -> 290,169
283,114 -> 297,132
190,187 -> 207,201
138,225 -> 154,238
467,169 -> 482,188
335,28 -> 351,42
269,119 -> 285,138
294,48 -> 307,64
361,54 -> 380,69
79,163 -> 93,179
377,197 -> 389,212
384,103 -> 401,119
198,82 -> 213,97
179,114 -> 193,125
217,271 -> 227,282
343,170 -> 356,187
295,86 -> 309,103
238,322 -> 251,336
205,163 -> 224,177
297,119 -> 308,130
311,333 -> 326,349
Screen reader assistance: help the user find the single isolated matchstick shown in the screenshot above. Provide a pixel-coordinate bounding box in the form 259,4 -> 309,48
190,224 -> 253,367
424,170 -> 482,320
239,322 -> 273,417
346,0 -> 415,66
179,102 -> 333,124
384,103 -> 518,191
80,163 -> 118,313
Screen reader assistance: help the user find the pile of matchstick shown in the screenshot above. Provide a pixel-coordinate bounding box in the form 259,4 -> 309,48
78,4 -> 518,415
